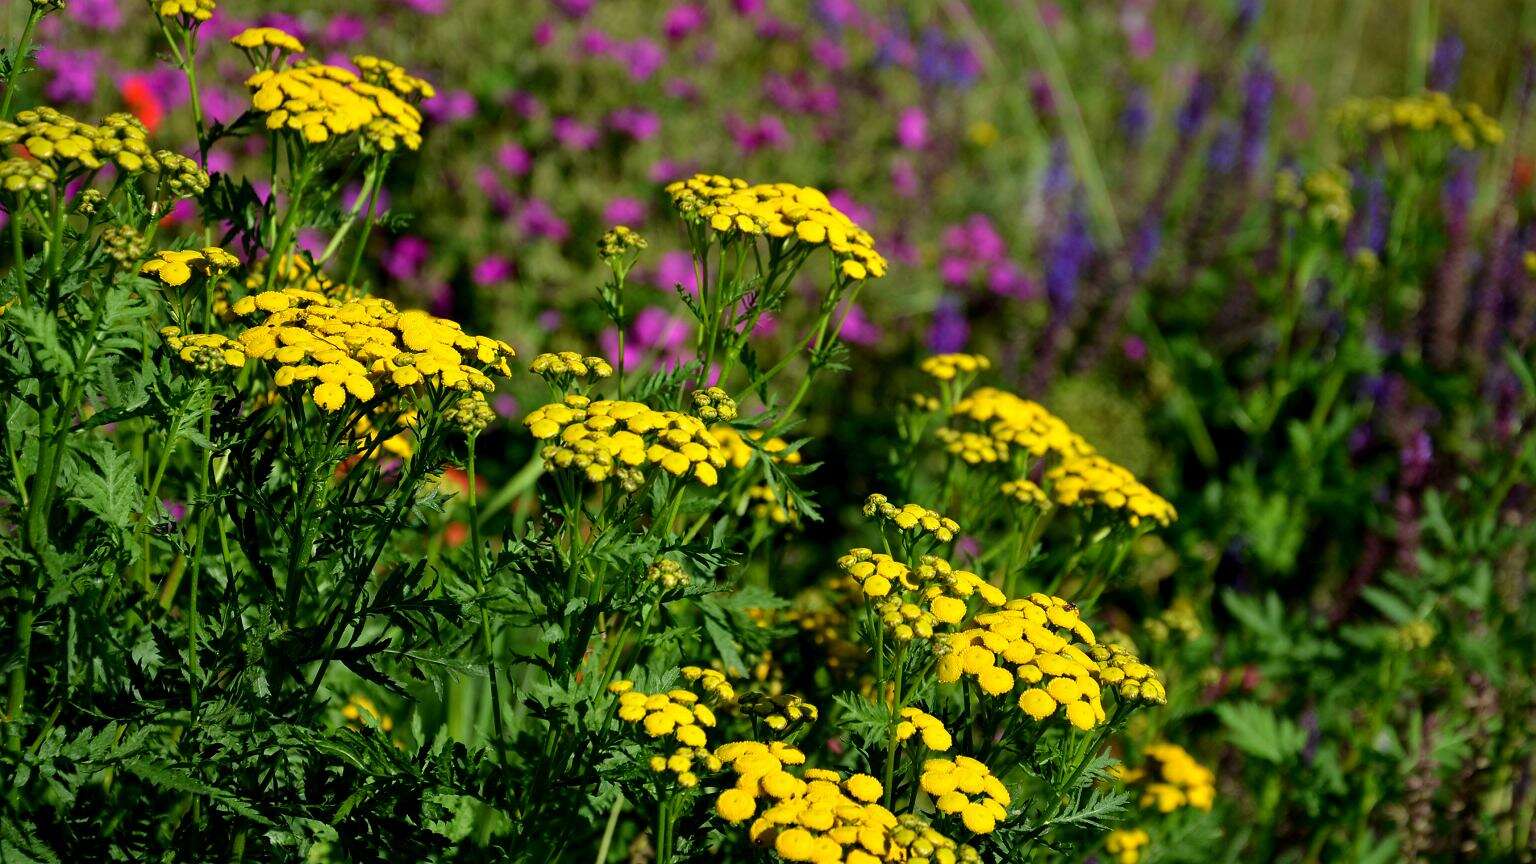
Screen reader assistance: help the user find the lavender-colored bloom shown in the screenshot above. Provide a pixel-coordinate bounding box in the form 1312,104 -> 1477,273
1238,56 -> 1276,175
66,0 -> 123,31
518,199 -> 570,243
1234,0 -> 1263,35
663,4 -> 707,41
1443,152 -> 1477,236
890,159 -> 918,198
324,14 -> 368,43
1206,123 -> 1238,174
602,197 -> 646,226
917,28 -> 980,89
733,0 -> 765,14
1130,221 -> 1161,277
382,235 -> 430,283
1120,86 -> 1150,150
815,0 -> 860,30
425,90 -> 475,123
578,28 -> 615,57
928,296 -> 970,353
532,20 -> 555,47
1428,32 -> 1464,91
38,48 -> 100,104
552,116 -> 600,151
1177,73 -> 1214,137
497,143 -> 532,176
989,261 -> 1035,299
1122,336 -> 1148,363
836,302 -> 882,347
609,106 -> 661,141
620,39 -> 665,80
198,86 -> 245,125
1347,171 -> 1387,255
651,250 -> 699,294
1044,206 -> 1093,312
811,37 -> 848,72
896,106 -> 927,150
472,255 -> 514,286
399,0 -> 447,15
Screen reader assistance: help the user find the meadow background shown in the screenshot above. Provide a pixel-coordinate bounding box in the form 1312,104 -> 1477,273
2,0 -> 1535,862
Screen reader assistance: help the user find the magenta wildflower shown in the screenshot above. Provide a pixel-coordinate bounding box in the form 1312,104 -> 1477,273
602,197 -> 647,226
472,256 -> 515,287
609,107 -> 661,141
38,48 -> 100,104
663,4 -> 707,40
518,199 -> 570,243
382,236 -> 431,283
896,107 -> 928,150
552,116 -> 600,151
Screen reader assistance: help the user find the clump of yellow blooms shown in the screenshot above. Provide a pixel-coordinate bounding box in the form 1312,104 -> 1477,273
212,287 -> 513,413
681,665 -> 738,702
599,225 -> 648,258
885,814 -> 980,863
837,548 -> 910,600
1000,477 -> 1048,508
1,109 -> 192,180
160,326 -> 246,372
919,354 -> 991,382
102,225 -> 147,265
139,247 -> 239,288
646,558 -> 688,590
737,691 -> 819,733
1045,456 -> 1177,527
839,549 -> 1005,639
862,495 -> 960,544
933,429 -> 1008,465
749,484 -> 799,526
944,387 -> 1094,463
1105,828 -> 1151,864
1335,91 -> 1504,150
665,173 -> 887,281
445,391 -> 495,435
714,426 -> 802,470
529,351 -> 614,384
939,593 -> 1110,730
895,707 -> 953,752
156,0 -> 216,24
1089,642 -> 1167,705
0,157 -> 55,193
1120,743 -> 1215,813
918,756 -> 1011,834
524,395 -> 727,488
236,33 -> 427,153
340,693 -> 393,732
231,27 -> 305,67
609,680 -> 718,749
352,54 -> 437,102
691,386 -> 738,422
1274,166 -> 1353,228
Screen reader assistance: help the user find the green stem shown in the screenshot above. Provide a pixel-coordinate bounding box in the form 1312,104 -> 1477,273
0,8 -> 43,121
466,435 -> 509,759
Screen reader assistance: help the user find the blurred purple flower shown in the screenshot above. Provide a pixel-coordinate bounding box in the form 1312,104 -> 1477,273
382,235 -> 430,282
620,38 -> 665,80
497,143 -> 532,176
1122,336 -> 1148,363
553,0 -> 594,18
1045,207 -> 1093,312
1120,0 -> 1155,58
536,309 -> 562,330
989,261 -> 1035,299
928,297 -> 970,353
400,0 -> 447,15
917,28 -> 981,89
896,107 -> 927,150
826,190 -> 873,231
494,394 -> 520,418
344,182 -> 390,217
1239,56 -> 1276,176
603,197 -> 647,226
1429,33 -> 1464,92
472,255 -> 515,286
425,90 -> 476,123
533,20 -> 555,47
890,159 -> 918,197
578,28 -> 615,57
66,0 -> 123,31
727,115 -> 791,154
815,0 -> 860,30
652,250 -> 698,294
1121,86 -> 1150,149
38,48 -> 100,104
552,116 -> 600,151
601,307 -> 693,371
836,303 -> 882,347
323,14 -> 367,43
663,4 -> 707,40
1178,73 -> 1214,137
296,229 -> 328,258
518,199 -> 570,243
1400,430 -> 1433,487
161,500 -> 188,522
733,0 -> 765,14
609,106 -> 661,141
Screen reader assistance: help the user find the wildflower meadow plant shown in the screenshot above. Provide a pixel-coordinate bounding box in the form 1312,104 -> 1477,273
3,1 -> 1536,863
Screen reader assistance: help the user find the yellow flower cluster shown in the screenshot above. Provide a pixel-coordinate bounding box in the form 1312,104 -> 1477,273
1000,477 -> 1048,508
665,173 -> 887,281
231,26 -> 305,61
884,815 -> 980,864
599,224 -> 648,258
1121,743 -> 1215,812
529,351 -> 613,383
838,549 -> 1004,639
862,495 -> 960,544
681,665 -> 738,702
939,594 -> 1107,730
243,44 -> 425,151
894,707 -> 952,752
217,288 -> 513,413
737,692 -> 819,733
160,326 -> 246,372
340,693 -> 393,732
1089,643 -> 1167,705
647,744 -> 720,789
1105,828 -> 1150,864
445,391 -> 495,435
139,247 -> 239,287
945,387 -> 1094,464
1275,166 -> 1353,228
691,386 -> 738,422
609,680 -> 717,748
1335,91 -> 1504,149
714,749 -> 904,863
646,558 -> 688,590
0,157 -> 55,193
524,396 -> 726,487
714,426 -> 801,470
919,354 -> 990,382
749,484 -> 799,526
352,54 -> 437,102
157,0 -> 215,23
933,429 -> 1007,464
1,109 -> 183,178
918,756 -> 1011,834
1045,456 -> 1177,527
